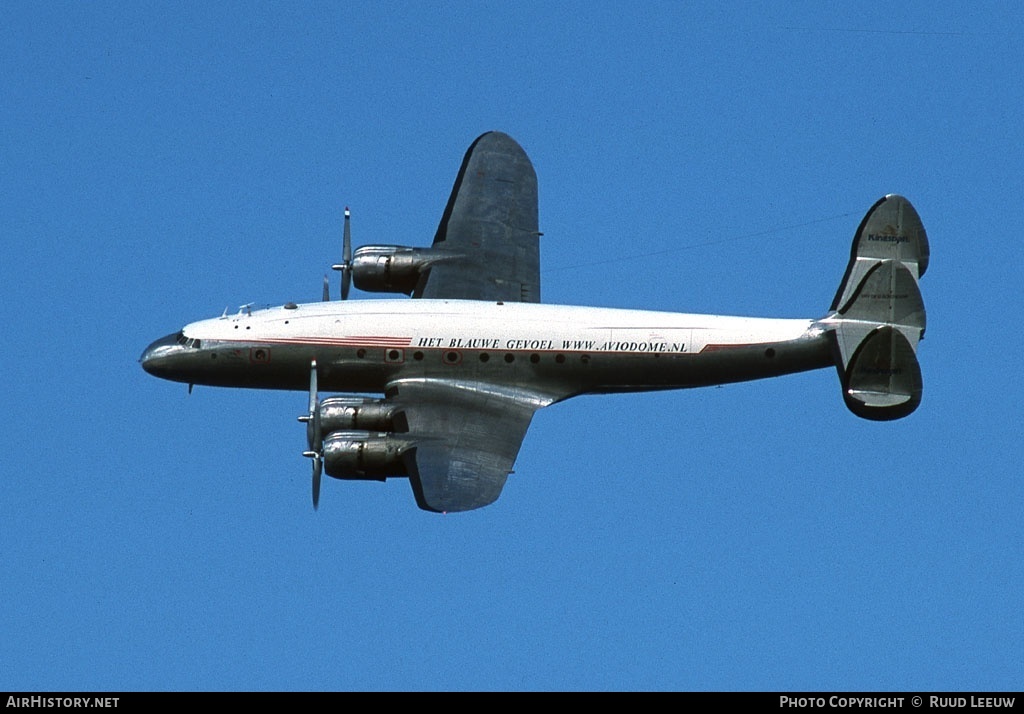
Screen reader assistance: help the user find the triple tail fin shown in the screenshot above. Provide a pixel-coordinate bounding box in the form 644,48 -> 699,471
825,195 -> 929,420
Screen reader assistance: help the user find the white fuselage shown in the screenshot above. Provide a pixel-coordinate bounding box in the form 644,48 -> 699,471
187,299 -> 817,353
139,299 -> 833,403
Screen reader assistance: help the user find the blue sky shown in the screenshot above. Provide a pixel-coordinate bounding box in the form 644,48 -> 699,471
2,2 -> 1021,692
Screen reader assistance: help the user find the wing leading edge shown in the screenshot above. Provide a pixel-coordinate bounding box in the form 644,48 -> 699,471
413,131 -> 541,302
389,379 -> 548,512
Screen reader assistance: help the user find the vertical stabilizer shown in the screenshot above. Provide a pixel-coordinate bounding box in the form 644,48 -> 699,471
826,195 -> 928,420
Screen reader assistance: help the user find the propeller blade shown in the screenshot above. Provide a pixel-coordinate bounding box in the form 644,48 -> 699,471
341,207 -> 352,300
322,274 -> 330,302
333,208 -> 358,303
331,207 -> 354,300
303,359 -> 323,509
307,359 -> 318,416
312,388 -> 322,458
312,456 -> 322,510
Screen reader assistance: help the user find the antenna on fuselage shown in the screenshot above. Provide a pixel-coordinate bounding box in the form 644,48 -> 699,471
330,207 -> 353,300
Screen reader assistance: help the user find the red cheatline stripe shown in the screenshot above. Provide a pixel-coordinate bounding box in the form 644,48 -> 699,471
699,343 -> 756,353
238,336 -> 413,347
344,335 -> 412,342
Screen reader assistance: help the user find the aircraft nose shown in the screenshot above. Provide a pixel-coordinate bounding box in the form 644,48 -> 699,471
139,332 -> 182,377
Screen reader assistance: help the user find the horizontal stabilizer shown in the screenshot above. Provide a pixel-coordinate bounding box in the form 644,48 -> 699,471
826,195 -> 928,420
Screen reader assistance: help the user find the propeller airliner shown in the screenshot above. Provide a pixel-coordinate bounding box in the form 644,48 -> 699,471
140,132 -> 928,513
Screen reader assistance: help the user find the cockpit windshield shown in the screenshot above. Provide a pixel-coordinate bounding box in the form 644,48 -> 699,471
174,331 -> 201,349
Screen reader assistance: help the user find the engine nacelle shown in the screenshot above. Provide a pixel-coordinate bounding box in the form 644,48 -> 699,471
319,397 -> 397,433
323,430 -> 411,481
351,245 -> 444,294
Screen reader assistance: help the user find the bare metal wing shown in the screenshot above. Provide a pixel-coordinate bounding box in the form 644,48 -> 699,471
413,131 -> 541,302
388,379 -> 546,512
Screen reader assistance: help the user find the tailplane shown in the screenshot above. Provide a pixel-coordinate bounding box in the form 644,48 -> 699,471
824,195 -> 928,420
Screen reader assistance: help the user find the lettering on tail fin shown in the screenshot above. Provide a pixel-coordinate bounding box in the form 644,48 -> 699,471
832,194 -> 929,312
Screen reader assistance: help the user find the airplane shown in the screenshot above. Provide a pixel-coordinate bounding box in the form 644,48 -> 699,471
140,131 -> 928,513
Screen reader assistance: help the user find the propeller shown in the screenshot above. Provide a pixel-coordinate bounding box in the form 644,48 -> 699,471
299,359 -> 323,509
331,207 -> 353,300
